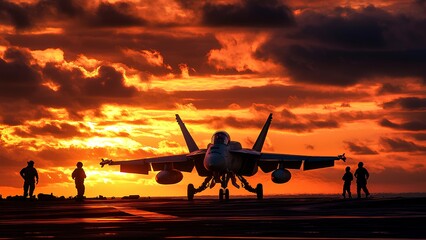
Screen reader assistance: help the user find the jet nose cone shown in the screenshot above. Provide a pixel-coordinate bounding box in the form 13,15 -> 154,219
204,155 -> 226,172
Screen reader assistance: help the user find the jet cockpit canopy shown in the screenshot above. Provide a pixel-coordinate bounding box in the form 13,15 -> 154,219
211,131 -> 230,145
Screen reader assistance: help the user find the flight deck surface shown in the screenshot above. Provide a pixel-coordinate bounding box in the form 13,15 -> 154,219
1,196 -> 425,239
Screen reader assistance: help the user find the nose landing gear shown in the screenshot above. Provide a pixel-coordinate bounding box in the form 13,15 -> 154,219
187,173 -> 263,200
187,184 -> 195,201
219,188 -> 229,200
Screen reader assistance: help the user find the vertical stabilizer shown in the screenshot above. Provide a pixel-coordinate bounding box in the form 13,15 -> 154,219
252,113 -> 273,152
176,114 -> 199,152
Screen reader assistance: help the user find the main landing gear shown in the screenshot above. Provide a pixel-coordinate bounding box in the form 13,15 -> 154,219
187,176 -> 212,201
187,173 -> 263,201
238,175 -> 263,200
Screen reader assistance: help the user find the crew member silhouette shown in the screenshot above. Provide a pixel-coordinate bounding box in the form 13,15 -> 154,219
354,162 -> 370,198
342,166 -> 353,199
72,162 -> 86,200
20,160 -> 39,198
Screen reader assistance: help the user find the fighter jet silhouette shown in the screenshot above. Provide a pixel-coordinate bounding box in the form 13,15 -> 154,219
101,113 -> 346,200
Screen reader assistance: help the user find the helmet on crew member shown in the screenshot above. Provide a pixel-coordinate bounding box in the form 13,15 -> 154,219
27,160 -> 34,166
77,162 -> 83,168
358,162 -> 364,167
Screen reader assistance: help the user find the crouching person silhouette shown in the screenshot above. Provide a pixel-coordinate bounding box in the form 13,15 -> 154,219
72,162 -> 86,200
20,160 -> 39,199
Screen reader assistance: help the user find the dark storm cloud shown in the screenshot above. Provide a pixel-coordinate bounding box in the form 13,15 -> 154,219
260,45 -> 426,86
176,0 -> 202,9
84,66 -> 138,97
411,133 -> 426,141
333,111 -> 380,122
0,0 -> 32,29
0,47 -> 140,125
91,2 -> 146,27
0,103 -> 53,126
380,118 -> 426,131
344,141 -> 378,155
279,108 -> 297,119
3,46 -> 33,63
6,30 -> 221,76
172,84 -> 370,109
32,63 -> 139,114
383,97 -> 426,110
14,122 -> 89,139
211,108 -> 379,132
380,137 -> 426,152
0,48 -> 41,98
36,0 -> 84,17
0,0 -> 145,29
377,83 -> 404,95
294,6 -> 390,49
0,0 -> 84,29
44,64 -> 138,98
202,0 -> 294,27
416,0 -> 426,9
257,5 -> 426,86
188,114 -> 339,133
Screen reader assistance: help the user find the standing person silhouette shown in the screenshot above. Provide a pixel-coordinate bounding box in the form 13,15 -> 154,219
20,160 -> 39,198
342,166 -> 353,199
354,162 -> 370,198
72,162 -> 86,200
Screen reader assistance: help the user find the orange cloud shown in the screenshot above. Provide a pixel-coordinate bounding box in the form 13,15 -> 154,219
208,32 -> 281,73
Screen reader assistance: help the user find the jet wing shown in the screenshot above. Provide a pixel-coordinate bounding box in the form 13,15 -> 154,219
258,152 -> 346,172
100,154 -> 194,174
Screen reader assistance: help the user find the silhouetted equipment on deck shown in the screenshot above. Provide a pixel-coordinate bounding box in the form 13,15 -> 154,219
37,193 -> 56,200
122,195 -> 140,199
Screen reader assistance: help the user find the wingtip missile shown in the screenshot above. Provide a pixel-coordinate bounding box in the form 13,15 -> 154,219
338,153 -> 346,162
100,158 -> 112,168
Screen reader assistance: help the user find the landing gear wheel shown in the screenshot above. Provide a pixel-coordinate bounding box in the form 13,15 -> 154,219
187,184 -> 195,201
256,183 -> 263,200
225,188 -> 229,200
219,188 -> 224,200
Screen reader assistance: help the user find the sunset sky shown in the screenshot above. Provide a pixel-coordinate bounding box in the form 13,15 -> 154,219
1,0 -> 425,198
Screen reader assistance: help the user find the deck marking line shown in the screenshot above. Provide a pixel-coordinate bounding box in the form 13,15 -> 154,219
112,206 -> 179,220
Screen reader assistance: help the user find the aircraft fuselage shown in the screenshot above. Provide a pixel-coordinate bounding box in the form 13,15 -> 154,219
203,131 -> 256,176
204,143 -> 243,173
